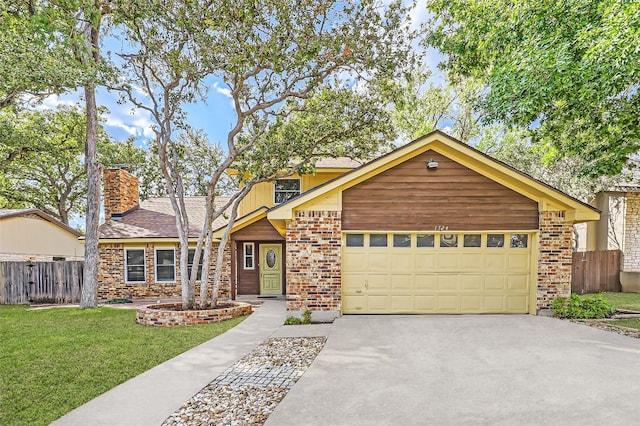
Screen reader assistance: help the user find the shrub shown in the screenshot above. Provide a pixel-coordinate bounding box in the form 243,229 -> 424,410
551,294 -> 614,319
284,316 -> 302,325
302,309 -> 312,324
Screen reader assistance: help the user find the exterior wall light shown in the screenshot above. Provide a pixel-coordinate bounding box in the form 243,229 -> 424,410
426,159 -> 439,169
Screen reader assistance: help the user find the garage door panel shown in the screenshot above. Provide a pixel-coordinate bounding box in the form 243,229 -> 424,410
414,274 -> 437,290
437,295 -> 460,312
367,274 -> 389,291
368,253 -> 389,271
507,295 -> 529,312
507,275 -> 529,290
437,253 -> 460,269
484,295 -> 505,311
461,276 -> 483,290
342,232 -> 533,314
367,295 -> 390,312
437,274 -> 459,290
391,295 -> 414,311
342,273 -> 367,291
485,253 -> 507,271
461,253 -> 483,269
484,275 -> 506,290
414,252 -> 436,270
507,254 -> 530,271
391,274 -> 412,291
391,253 -> 413,271
461,295 -> 483,311
415,295 -> 436,311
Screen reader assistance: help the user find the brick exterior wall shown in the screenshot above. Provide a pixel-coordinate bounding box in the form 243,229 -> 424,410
537,211 -> 573,309
623,193 -> 640,272
103,168 -> 140,220
286,211 -> 341,312
98,242 -> 231,300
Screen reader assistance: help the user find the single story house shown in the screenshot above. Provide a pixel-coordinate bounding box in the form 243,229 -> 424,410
0,208 -> 84,261
98,131 -> 599,318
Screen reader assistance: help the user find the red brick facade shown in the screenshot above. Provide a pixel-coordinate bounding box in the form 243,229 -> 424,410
97,242 -> 231,300
537,211 -> 573,309
286,211 -> 342,312
103,168 -> 140,220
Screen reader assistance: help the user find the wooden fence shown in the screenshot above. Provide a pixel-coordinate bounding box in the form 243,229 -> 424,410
0,261 -> 83,304
571,250 -> 621,294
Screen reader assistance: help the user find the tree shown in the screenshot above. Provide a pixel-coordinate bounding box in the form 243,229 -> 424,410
0,106 -> 146,225
1,0 -> 114,308
391,67 -> 485,142
475,126 -> 619,202
114,0 -> 415,309
134,128 -> 230,200
426,0 -> 640,177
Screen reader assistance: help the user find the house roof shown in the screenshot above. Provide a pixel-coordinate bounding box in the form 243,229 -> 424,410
314,157 -> 364,169
98,197 -> 230,240
0,208 -> 82,237
267,130 -> 600,224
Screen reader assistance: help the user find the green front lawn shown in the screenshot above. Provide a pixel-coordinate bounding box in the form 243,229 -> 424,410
0,305 -> 246,426
597,292 -> 640,311
608,318 -> 640,330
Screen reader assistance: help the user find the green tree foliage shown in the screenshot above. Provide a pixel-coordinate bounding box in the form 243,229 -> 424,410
390,67 -> 484,142
476,126 -> 617,202
0,107 -> 146,225
426,0 -> 640,177
113,0 -> 416,309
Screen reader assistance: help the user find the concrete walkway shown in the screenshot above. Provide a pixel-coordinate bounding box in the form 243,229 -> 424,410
53,300 -> 293,426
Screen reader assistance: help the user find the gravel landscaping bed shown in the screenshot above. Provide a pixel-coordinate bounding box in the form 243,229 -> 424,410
163,336 -> 326,426
576,320 -> 640,339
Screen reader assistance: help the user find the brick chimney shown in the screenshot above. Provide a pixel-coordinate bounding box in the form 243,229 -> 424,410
103,166 -> 140,220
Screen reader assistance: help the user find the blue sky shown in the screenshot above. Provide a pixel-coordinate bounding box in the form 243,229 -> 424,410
39,3 -> 442,149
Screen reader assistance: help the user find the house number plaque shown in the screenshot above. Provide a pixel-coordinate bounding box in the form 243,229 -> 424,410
434,225 -> 449,231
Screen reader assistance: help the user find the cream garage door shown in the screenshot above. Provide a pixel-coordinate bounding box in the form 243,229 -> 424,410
342,232 -> 533,314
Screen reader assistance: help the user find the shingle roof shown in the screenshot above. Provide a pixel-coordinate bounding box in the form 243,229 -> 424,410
314,157 -> 364,169
98,197 -> 230,239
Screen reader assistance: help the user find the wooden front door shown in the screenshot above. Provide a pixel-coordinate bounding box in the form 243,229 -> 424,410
260,244 -> 282,295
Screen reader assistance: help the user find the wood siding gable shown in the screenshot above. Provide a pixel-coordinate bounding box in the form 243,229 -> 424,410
342,150 -> 539,231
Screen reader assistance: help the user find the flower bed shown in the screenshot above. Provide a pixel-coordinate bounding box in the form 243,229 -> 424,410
136,302 -> 253,326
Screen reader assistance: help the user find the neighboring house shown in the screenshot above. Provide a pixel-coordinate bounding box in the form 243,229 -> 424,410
99,131 -> 599,317
585,176 -> 640,292
0,209 -> 84,261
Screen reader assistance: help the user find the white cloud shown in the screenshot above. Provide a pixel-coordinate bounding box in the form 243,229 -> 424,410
212,81 -> 232,99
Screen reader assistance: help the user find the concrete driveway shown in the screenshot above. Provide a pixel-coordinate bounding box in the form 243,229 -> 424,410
266,315 -> 640,426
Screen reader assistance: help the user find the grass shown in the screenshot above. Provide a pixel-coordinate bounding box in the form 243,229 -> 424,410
596,292 -> 640,311
0,305 -> 246,426
608,318 -> 640,331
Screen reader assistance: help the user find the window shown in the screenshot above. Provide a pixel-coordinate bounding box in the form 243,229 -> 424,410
187,248 -> 204,281
274,179 -> 301,204
487,234 -> 505,248
125,248 -> 145,283
510,234 -> 528,248
346,234 -> 364,247
463,234 -> 482,247
393,234 -> 411,247
417,234 -> 435,247
243,243 -> 254,269
440,234 -> 458,248
155,248 -> 175,282
370,234 -> 388,247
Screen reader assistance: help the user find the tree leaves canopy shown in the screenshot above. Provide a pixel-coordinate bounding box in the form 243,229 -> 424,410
426,0 -> 640,177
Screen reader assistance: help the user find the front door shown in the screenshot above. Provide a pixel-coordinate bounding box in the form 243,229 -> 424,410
260,244 -> 282,295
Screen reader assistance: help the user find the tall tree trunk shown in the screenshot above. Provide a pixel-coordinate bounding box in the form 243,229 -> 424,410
80,83 -> 100,308
80,12 -> 101,309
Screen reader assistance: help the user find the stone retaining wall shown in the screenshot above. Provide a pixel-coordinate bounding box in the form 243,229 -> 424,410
136,302 -> 252,326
